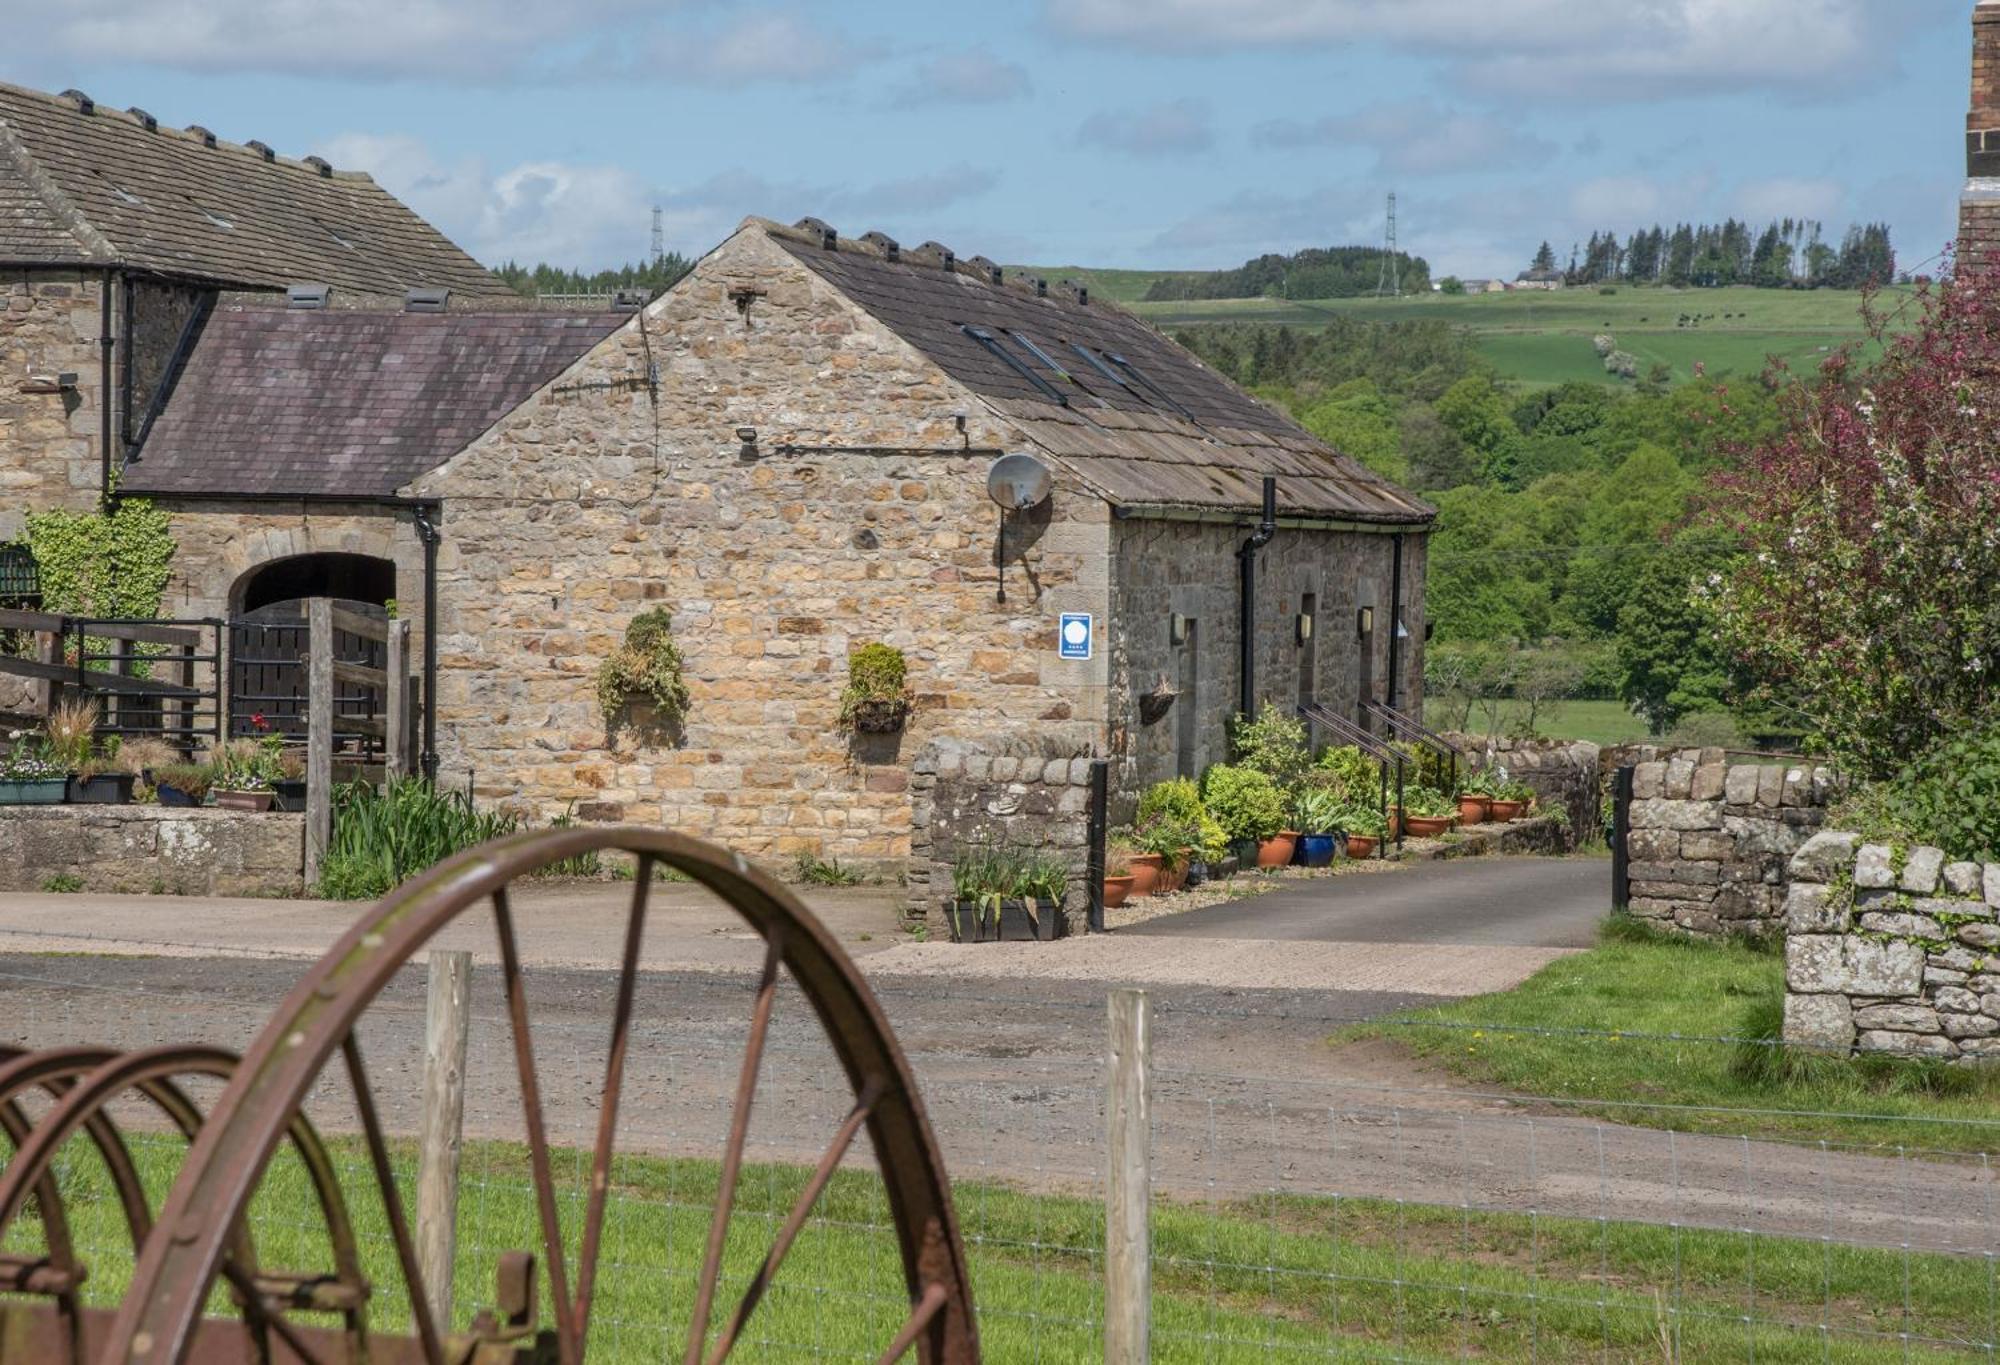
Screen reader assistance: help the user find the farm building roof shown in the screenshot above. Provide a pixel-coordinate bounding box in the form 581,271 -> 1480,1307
0,80 -> 503,296
122,306 -> 622,498
763,220 -> 1431,524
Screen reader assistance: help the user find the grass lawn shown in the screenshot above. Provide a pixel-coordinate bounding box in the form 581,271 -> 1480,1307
1350,919 -> 2000,1157
14,1129 -> 1994,1361
1447,698 -> 1656,747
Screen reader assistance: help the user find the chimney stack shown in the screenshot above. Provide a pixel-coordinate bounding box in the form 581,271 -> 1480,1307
1961,2 -> 2000,270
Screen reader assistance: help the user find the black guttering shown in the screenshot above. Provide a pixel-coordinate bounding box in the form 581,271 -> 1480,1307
1236,476 -> 1277,721
1386,532 -> 1404,713
413,506 -> 441,783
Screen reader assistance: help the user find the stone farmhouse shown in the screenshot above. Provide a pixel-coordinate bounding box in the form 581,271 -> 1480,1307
3,78 -> 1433,873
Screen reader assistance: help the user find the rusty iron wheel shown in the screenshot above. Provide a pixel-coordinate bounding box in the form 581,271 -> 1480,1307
79,826 -> 979,1365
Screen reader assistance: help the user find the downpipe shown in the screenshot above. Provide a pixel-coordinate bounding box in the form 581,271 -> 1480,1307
414,506 -> 441,782
1237,477 -> 1277,720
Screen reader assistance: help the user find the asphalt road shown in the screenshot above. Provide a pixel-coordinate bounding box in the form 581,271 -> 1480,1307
1122,854 -> 1610,946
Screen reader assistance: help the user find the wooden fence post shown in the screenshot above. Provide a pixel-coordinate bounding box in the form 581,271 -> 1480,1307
386,618 -> 411,780
33,621 -> 60,716
304,598 -> 333,886
1106,988 -> 1152,1364
416,949 -> 472,1330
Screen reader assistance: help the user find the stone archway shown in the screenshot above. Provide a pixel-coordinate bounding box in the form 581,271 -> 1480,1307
231,552 -> 396,617
226,552 -> 398,743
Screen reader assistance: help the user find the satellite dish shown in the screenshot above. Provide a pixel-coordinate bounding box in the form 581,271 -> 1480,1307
986,453 -> 1052,511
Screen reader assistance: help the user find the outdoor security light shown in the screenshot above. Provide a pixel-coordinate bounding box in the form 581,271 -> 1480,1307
735,426 -> 757,444
1394,612 -> 1410,641
1170,613 -> 1189,646
1296,612 -> 1313,644
1356,607 -> 1374,637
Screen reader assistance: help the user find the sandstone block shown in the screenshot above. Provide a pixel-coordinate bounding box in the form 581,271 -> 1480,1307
1631,761 -> 1664,799
1858,912 -> 1945,940
1631,799 -> 1721,831
1853,844 -> 1896,889
1787,935 -> 1924,996
1780,766 -> 1812,806
1679,831 -> 1735,861
1926,968 -> 1970,988
1715,886 -> 1779,921
1782,993 -> 1854,1050
1899,846 -> 1945,895
1628,829 -> 1679,861
1942,1013 -> 2000,1040
1756,764 -> 1784,807
1936,986 -> 1984,1013
1630,860 -> 1719,886
1784,883 -> 1847,934
1723,815 -> 1802,857
1787,830 -> 1859,884
1723,765 -> 1760,806
1988,862 -> 2000,909
1943,862 -> 1983,898
1068,758 -> 1094,786
1959,923 -> 2000,950
1852,1003 -> 1941,1033
1663,758 -> 1694,799
1673,907 -> 1723,937
1857,1031 -> 1958,1059
1691,763 -> 1727,802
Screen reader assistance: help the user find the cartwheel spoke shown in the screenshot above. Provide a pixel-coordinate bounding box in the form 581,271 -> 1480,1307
493,886 -> 582,1364
683,930 -> 784,1365
878,1282 -> 951,1365
341,1034 -> 447,1365
704,1078 -> 885,1364
572,855 -> 653,1350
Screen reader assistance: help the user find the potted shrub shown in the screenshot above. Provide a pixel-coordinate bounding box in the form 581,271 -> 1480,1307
839,642 -> 912,734
68,745 -> 136,805
1456,777 -> 1493,826
1337,804 -> 1388,859
947,847 -> 1003,943
1103,839 -> 1137,909
1132,818 -> 1191,893
1137,779 -> 1208,893
1488,778 -> 1535,821
1401,786 -> 1456,838
271,747 -> 308,812
152,763 -> 214,808
44,698 -> 103,801
1004,850 -> 1068,942
0,733 -> 67,805
1120,826 -> 1167,899
1291,787 -> 1345,868
1200,764 -> 1292,870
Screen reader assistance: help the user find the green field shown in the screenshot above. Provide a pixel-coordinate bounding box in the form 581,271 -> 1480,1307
1013,270 -> 1887,389
17,1130 -> 1996,1361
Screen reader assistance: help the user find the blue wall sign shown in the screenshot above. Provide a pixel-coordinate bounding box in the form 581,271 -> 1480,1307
1058,612 -> 1093,660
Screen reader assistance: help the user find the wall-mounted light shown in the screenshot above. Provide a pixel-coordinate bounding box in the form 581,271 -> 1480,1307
1170,613 -> 1189,646
735,426 -> 758,458
1295,612 -> 1313,644
1356,606 -> 1374,638
1394,611 -> 1410,641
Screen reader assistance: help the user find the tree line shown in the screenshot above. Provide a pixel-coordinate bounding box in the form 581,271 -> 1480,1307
492,255 -> 695,300
1141,246 -> 1432,302
1536,219 -> 1897,290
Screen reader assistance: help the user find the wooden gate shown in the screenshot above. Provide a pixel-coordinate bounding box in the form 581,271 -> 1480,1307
230,600 -> 403,760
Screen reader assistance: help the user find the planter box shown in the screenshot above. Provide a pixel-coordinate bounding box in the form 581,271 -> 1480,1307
155,784 -> 205,808
946,900 -> 993,943
997,897 -> 1061,942
67,773 -> 135,805
215,789 -> 275,813
0,778 -> 67,805
272,778 -> 309,813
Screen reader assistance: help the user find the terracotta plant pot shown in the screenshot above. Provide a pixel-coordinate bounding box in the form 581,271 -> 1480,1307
1102,874 -> 1136,909
1346,834 -> 1379,859
1456,795 -> 1490,825
1127,853 -> 1165,898
1158,851 -> 1192,893
1404,815 -> 1452,838
1487,798 -> 1525,822
215,789 -> 275,812
1386,807 -> 1403,840
1256,831 -> 1300,868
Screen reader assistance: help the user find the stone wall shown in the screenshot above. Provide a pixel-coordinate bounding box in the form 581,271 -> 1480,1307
1,270 -> 106,532
124,279 -> 212,438
1624,751 -> 1838,938
907,735 -> 1098,936
1450,735 -> 1599,851
159,500 -> 422,622
0,806 -> 303,896
406,224 -> 1100,869
1109,517 -> 1426,812
1783,832 -> 2000,1062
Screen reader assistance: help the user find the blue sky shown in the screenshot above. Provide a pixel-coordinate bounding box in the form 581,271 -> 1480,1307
0,1 -> 1971,278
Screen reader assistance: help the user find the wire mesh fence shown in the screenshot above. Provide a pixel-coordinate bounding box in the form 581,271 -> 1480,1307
3,927 -> 1999,1361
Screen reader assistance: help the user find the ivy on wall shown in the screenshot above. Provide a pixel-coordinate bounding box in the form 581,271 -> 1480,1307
23,499 -> 176,619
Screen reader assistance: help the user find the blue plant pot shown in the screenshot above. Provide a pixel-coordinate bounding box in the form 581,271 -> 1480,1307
1299,833 -> 1338,868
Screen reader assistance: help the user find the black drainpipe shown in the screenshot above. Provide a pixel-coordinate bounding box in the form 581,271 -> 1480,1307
413,505 -> 442,782
1385,531 -> 1405,713
98,269 -> 115,506
1237,476 -> 1277,719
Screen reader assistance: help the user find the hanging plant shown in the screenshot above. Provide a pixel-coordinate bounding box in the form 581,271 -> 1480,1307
839,642 -> 911,733
596,608 -> 690,726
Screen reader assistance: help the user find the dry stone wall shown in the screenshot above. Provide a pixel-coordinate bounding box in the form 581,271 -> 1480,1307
1624,751 -> 1838,938
908,736 -> 1098,936
1450,735 -> 1599,850
1783,832 -> 2000,1062
0,806 -> 303,896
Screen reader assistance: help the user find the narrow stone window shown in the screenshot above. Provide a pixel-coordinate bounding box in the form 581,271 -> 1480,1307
1296,592 -> 1317,743
1176,618 -> 1200,780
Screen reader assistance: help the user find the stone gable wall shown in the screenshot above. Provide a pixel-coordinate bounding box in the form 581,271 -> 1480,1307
1623,750 -> 1838,938
1782,832 -> 2000,1062
1,270 -> 105,531
406,226 -> 1109,871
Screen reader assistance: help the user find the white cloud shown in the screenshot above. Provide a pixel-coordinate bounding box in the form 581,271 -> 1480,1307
1048,0 -> 1940,101
890,47 -> 1032,107
1077,98 -> 1214,157
1253,100 -> 1556,176
646,12 -> 870,87
1734,177 -> 1847,225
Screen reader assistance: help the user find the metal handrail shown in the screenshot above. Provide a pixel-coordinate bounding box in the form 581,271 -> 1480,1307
1298,703 -> 1407,853
1363,700 -> 1462,795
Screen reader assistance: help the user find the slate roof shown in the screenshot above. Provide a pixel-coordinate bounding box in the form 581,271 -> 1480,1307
122,306 -> 623,498
0,81 -> 503,295
767,222 -> 1431,524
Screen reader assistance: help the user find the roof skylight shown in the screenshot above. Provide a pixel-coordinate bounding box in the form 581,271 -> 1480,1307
963,325 -> 1067,406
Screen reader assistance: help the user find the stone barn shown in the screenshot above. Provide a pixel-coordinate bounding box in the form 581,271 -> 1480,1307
4,79 -> 1434,884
